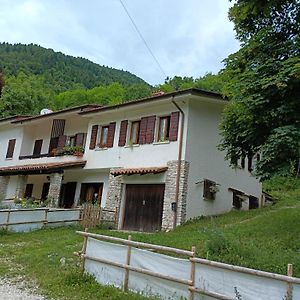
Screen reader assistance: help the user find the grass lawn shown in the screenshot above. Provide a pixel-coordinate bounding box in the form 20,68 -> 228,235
0,177 -> 299,299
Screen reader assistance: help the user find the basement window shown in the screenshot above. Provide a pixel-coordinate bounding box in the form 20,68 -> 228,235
203,179 -> 217,200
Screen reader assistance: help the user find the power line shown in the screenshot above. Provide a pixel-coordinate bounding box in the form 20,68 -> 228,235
119,0 -> 167,79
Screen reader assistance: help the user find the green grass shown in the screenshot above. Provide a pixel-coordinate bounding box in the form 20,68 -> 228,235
0,177 -> 299,299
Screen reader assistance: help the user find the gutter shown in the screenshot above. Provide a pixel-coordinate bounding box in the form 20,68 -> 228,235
171,97 -> 185,229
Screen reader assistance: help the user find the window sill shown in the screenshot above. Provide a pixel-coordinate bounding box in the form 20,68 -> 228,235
124,144 -> 140,148
5,157 -> 13,160
153,140 -> 170,145
95,147 -> 108,151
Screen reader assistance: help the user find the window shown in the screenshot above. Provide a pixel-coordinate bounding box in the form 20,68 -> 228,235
99,126 -> 109,148
158,116 -> 171,142
33,139 -> 43,156
6,139 -> 16,159
130,121 -> 140,145
203,179 -> 217,200
68,136 -> 76,147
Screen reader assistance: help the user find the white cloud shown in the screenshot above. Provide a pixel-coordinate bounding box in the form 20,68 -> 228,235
0,0 -> 240,85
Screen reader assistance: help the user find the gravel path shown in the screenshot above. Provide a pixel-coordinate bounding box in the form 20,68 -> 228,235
0,277 -> 46,300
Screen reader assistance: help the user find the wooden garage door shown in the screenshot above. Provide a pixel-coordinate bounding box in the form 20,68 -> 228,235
123,184 -> 165,232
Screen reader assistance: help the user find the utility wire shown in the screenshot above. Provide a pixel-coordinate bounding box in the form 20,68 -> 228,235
119,0 -> 167,79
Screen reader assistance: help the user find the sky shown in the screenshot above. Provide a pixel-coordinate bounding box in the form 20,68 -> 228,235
0,0 -> 240,85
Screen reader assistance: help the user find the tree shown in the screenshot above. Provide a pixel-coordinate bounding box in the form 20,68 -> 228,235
219,0 -> 300,179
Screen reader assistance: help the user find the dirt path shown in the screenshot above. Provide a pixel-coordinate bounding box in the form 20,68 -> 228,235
0,277 -> 46,300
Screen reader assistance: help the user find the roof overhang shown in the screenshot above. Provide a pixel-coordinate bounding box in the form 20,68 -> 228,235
110,166 -> 168,176
0,160 -> 86,176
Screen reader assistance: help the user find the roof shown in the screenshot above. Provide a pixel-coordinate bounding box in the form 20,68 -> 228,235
0,160 -> 86,175
0,115 -> 32,124
79,88 -> 224,115
110,166 -> 168,176
11,104 -> 101,124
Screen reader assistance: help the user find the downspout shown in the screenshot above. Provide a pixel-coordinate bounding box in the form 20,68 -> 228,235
171,97 -> 185,229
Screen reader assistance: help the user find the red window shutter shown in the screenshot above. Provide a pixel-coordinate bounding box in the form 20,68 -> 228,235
75,133 -> 85,147
107,122 -> 116,148
57,135 -> 67,149
51,119 -> 65,137
145,116 -> 156,144
118,120 -> 128,147
6,139 -> 16,159
138,117 -> 148,145
89,125 -> 98,150
169,111 -> 180,141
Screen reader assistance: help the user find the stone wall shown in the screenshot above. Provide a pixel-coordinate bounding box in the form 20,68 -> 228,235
48,173 -> 63,207
0,176 -> 10,199
15,175 -> 28,199
161,160 -> 189,230
105,172 -> 123,226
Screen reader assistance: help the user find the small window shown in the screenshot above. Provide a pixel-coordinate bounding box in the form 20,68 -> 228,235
6,139 -> 16,159
99,126 -> 109,148
158,116 -> 171,142
130,121 -> 140,145
68,136 -> 76,147
203,179 -> 217,200
33,139 -> 43,156
232,190 -> 245,209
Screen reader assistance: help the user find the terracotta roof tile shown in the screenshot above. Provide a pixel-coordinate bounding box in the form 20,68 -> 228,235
0,160 -> 86,175
110,166 -> 168,176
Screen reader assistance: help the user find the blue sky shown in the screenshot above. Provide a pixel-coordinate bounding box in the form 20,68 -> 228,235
0,0 -> 240,85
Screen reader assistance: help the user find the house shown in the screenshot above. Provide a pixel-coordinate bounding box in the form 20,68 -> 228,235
0,88 -> 262,231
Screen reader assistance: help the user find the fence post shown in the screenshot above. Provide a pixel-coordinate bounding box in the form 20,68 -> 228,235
44,208 -> 49,227
6,209 -> 11,231
189,246 -> 196,300
287,263 -> 293,300
81,227 -> 89,273
123,235 -> 132,292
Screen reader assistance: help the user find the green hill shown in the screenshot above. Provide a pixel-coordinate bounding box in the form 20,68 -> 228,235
0,43 -> 152,117
0,43 -> 148,92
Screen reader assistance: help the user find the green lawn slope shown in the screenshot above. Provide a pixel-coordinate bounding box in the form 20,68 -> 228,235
0,177 -> 299,300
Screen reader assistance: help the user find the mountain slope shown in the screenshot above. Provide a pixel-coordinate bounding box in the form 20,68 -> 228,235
0,43 -> 148,93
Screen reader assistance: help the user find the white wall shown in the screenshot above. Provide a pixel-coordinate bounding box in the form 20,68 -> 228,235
83,99 -> 189,170
184,98 -> 262,219
0,124 -> 24,167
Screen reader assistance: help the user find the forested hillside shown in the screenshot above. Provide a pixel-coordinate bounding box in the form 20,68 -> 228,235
0,43 -> 223,118
0,43 -> 147,91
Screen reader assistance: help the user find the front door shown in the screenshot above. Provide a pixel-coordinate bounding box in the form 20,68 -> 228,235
60,182 -> 77,208
123,184 -> 165,232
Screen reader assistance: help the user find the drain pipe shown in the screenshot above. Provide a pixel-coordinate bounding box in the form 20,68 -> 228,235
171,97 -> 185,229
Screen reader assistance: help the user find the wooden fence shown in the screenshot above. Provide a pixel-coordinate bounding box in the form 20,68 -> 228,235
75,231 -> 300,300
80,204 -> 118,228
0,206 -> 118,232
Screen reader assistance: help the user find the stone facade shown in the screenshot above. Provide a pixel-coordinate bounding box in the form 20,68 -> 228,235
15,175 -> 28,199
105,172 -> 123,226
0,176 -> 10,199
161,160 -> 189,230
48,172 -> 63,207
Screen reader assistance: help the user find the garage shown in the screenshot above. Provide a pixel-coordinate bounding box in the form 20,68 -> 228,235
122,184 -> 165,232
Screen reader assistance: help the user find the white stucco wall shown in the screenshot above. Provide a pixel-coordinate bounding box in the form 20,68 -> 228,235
83,99 -> 189,170
0,125 -> 24,167
184,98 -> 262,219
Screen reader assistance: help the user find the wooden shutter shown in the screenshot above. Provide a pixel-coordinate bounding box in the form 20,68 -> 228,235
6,139 -> 16,159
145,116 -> 156,144
51,119 -> 65,137
169,111 -> 180,142
118,120 -> 128,147
107,122 -> 116,148
75,133 -> 85,147
57,135 -> 67,149
33,139 -> 43,156
138,117 -> 148,145
89,125 -> 98,150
